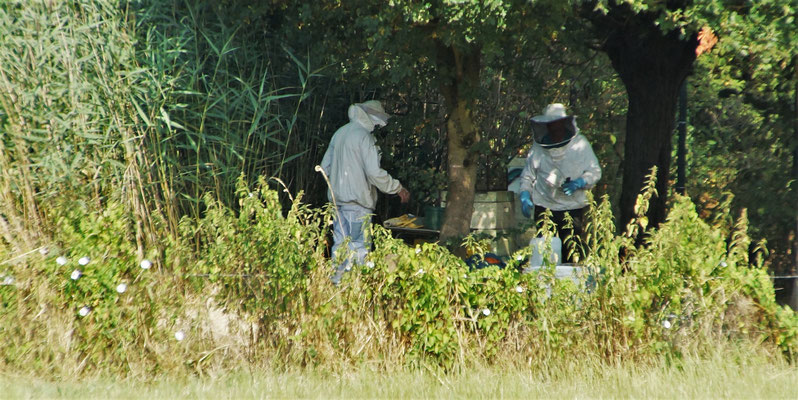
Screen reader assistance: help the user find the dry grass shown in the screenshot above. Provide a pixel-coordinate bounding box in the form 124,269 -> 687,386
2,345 -> 795,399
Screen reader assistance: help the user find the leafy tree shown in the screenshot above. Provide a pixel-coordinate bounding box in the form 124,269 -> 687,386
686,2 -> 797,305
577,0 -> 797,235
287,0 -> 570,244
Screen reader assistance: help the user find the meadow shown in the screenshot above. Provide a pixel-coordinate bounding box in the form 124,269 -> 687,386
1,1 -> 797,397
4,346 -> 797,399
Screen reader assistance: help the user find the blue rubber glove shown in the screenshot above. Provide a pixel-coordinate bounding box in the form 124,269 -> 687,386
520,191 -> 533,218
561,177 -> 586,196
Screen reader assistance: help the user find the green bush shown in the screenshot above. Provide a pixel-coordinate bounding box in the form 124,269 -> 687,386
1,182 -> 797,378
184,176 -> 330,336
0,197 -> 190,377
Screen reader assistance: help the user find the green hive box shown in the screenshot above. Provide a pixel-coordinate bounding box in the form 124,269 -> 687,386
423,205 -> 444,230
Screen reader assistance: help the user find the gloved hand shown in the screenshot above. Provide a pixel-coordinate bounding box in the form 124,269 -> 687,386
561,177 -> 586,196
520,191 -> 533,218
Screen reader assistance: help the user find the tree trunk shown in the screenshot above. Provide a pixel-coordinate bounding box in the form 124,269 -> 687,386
593,6 -> 697,232
435,43 -> 481,246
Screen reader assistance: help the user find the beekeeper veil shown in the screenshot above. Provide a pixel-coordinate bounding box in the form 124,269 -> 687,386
358,100 -> 390,127
530,103 -> 578,148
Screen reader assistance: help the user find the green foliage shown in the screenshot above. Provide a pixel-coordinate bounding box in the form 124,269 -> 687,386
584,0 -> 796,45
2,181 -> 797,377
0,0 -> 796,383
134,0 -> 326,218
361,237 -> 465,365
0,0 -> 334,248
0,196 -> 189,376
184,176 -> 330,331
45,200 -> 163,369
0,0 -> 133,195
685,23 -> 795,275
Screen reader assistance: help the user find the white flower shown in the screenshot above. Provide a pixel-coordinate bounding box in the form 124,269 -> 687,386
78,306 -> 91,317
56,256 -> 68,266
415,247 -> 421,254
416,268 -> 424,276
662,320 -> 672,329
70,269 -> 82,280
516,254 -> 524,261
482,308 -> 491,316
515,285 -> 525,293
116,283 -> 127,293
2,275 -> 13,285
78,257 -> 90,266
719,261 -> 728,268
39,247 -> 49,256
463,274 -> 468,279
140,259 -> 152,270
248,192 -> 254,198
174,330 -> 185,341
366,261 -> 375,269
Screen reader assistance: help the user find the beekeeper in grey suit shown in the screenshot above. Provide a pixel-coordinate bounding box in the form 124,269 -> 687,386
321,100 -> 410,285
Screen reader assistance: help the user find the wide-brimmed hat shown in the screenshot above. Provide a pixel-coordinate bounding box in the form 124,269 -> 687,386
530,103 -> 578,148
531,103 -> 571,123
358,100 -> 390,123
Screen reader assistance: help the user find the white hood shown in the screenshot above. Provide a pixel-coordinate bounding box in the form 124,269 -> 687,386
348,104 -> 377,132
519,133 -> 602,211
319,104 -> 403,210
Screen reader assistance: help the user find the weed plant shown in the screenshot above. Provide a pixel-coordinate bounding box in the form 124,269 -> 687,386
2,174 -> 797,378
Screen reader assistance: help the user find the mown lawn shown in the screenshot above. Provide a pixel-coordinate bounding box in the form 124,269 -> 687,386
3,349 -> 796,399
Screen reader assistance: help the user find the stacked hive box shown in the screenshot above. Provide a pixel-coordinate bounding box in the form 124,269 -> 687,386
442,190 -> 517,256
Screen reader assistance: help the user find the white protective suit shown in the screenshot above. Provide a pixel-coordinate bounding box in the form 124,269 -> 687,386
519,133 -> 601,211
321,103 -> 403,210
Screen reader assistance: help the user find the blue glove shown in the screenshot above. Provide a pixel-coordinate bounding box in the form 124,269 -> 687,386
561,177 -> 586,196
520,191 -> 533,218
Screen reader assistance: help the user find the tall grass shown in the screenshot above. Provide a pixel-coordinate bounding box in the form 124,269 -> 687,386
1,174 -> 796,378
0,0 -> 142,249
3,345 -> 796,398
0,0 -> 331,252
134,1 -> 325,221
0,0 -> 331,376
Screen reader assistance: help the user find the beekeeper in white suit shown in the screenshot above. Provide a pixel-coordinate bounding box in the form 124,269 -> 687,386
519,103 -> 601,262
321,100 -> 410,285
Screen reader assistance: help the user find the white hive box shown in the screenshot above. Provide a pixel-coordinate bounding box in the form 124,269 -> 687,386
441,190 -> 516,230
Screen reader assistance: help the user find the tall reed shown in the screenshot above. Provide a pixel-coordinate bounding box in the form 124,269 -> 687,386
0,0 -> 334,256
133,0 -> 331,222
0,0 -> 155,254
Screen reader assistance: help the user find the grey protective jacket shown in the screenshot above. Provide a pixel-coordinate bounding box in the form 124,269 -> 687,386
321,104 -> 403,210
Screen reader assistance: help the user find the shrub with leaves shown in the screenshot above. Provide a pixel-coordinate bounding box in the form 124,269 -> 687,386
1,182 -> 797,377
0,197 -> 194,376
183,176 -> 330,339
